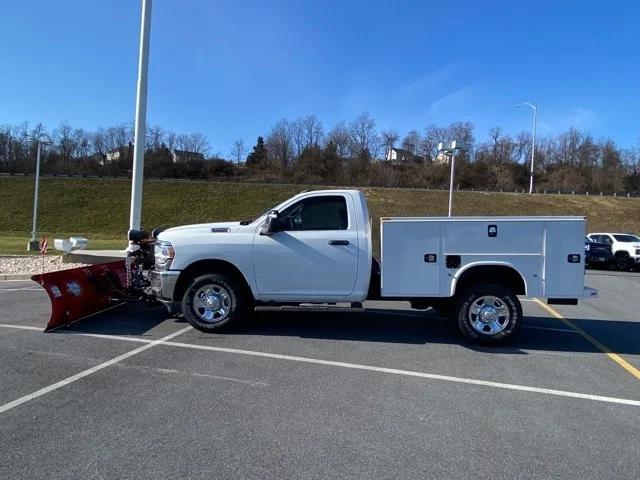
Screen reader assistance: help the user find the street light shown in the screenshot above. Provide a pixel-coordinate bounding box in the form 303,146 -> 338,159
27,140 -> 51,251
129,0 -> 152,232
517,102 -> 537,194
438,140 -> 468,217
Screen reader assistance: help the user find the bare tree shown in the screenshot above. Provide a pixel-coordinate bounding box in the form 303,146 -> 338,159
326,121 -> 351,158
177,133 -> 210,154
348,112 -> 378,159
380,129 -> 399,159
266,119 -> 293,168
401,129 -> 421,156
300,115 -> 324,150
147,125 -> 165,151
54,120 -> 75,162
230,139 -> 245,164
420,124 -> 447,161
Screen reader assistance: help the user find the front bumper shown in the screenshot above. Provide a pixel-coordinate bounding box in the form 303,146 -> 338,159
585,252 -> 612,264
149,269 -> 181,314
149,269 -> 180,301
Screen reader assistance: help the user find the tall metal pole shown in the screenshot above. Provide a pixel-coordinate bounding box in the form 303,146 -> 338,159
30,141 -> 42,244
129,0 -> 152,232
448,150 -> 456,217
529,105 -> 537,194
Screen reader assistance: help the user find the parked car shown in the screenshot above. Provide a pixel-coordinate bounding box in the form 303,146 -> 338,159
584,236 -> 612,269
587,233 -> 640,271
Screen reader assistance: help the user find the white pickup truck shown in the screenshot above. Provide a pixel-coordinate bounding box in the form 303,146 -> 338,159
149,189 -> 596,343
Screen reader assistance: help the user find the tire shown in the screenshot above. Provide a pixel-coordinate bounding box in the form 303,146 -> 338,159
615,254 -> 631,271
181,273 -> 250,332
455,284 -> 522,344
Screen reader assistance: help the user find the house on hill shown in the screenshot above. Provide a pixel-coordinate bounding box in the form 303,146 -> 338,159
171,149 -> 205,163
385,146 -> 423,164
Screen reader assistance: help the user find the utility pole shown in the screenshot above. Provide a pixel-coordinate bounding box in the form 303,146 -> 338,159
129,0 -> 152,232
438,140 -> 467,217
517,102 -> 537,194
27,141 -> 43,251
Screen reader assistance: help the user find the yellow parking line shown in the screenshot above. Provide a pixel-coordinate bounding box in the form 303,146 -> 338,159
533,299 -> 640,381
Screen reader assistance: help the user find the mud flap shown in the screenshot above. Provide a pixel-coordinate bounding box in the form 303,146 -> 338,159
31,260 -> 128,331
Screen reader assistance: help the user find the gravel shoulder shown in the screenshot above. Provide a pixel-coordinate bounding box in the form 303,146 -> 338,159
0,255 -> 86,275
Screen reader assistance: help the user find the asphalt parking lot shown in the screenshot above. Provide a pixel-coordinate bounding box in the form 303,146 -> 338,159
1,271 -> 639,479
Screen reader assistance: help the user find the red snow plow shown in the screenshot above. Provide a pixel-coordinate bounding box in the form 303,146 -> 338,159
32,229 -> 159,331
32,261 -> 128,331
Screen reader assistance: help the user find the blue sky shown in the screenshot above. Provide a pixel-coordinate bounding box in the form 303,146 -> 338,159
1,0 -> 639,156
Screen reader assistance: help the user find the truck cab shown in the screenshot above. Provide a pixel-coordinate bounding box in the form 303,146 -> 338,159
151,189 -> 595,343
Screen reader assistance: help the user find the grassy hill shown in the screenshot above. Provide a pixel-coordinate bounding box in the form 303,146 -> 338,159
1,176 -> 639,255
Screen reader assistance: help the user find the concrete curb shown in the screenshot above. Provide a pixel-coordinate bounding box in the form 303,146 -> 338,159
0,274 -> 34,281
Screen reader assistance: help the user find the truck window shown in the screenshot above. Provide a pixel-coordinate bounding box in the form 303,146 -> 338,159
279,195 -> 348,231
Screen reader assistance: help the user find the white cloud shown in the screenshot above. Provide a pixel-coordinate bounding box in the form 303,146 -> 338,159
566,107 -> 600,128
428,86 -> 474,115
396,62 -> 461,98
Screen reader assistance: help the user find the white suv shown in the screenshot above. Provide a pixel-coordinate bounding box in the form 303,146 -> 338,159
587,233 -> 640,271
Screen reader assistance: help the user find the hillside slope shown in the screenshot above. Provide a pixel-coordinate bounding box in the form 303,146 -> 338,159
1,177 -> 638,254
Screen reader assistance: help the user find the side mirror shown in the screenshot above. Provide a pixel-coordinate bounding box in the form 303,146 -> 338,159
259,210 -> 280,235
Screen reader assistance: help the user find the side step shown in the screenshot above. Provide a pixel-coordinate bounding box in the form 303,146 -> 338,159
258,303 -> 366,313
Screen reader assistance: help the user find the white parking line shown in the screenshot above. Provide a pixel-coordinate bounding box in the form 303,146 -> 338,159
0,288 -> 43,292
0,326 -> 192,414
0,323 -> 638,408
522,325 -> 577,333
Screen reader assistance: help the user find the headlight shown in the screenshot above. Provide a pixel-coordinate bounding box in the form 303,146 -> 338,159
584,244 -> 590,251
154,241 -> 175,269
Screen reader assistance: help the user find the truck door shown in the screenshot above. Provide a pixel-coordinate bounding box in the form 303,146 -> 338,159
252,194 -> 359,299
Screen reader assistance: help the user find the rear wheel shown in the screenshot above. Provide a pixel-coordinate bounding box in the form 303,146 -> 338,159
181,273 -> 250,332
456,284 -> 522,343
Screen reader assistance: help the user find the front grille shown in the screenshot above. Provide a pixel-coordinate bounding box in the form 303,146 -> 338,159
636,249 -> 640,256
590,245 -> 610,253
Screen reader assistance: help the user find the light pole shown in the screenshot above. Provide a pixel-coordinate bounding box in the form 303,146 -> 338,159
27,140 -> 49,251
129,0 -> 152,232
438,140 -> 467,217
517,102 -> 537,194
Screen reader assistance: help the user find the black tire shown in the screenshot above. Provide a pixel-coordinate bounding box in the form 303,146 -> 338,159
615,254 -> 631,271
181,273 -> 250,332
456,284 -> 522,344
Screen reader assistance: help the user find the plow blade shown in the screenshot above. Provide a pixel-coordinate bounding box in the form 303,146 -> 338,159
32,260 -> 128,331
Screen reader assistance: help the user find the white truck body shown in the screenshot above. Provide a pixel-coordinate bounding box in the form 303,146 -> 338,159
382,216 -> 587,299
151,189 -> 595,341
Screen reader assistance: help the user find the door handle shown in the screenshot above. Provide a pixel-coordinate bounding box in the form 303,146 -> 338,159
328,240 -> 349,246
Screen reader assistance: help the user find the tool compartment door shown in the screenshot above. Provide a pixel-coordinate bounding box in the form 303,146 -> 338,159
543,220 -> 585,297
381,220 -> 441,297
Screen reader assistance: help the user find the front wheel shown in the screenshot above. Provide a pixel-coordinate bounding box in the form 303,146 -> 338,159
456,284 -> 522,343
615,254 -> 631,271
181,273 -> 250,332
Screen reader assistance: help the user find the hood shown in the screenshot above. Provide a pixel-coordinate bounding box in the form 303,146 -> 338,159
159,221 -> 241,238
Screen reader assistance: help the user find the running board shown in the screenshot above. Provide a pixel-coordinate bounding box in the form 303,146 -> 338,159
258,305 -> 366,313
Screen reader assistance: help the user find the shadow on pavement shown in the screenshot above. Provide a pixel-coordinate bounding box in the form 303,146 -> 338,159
56,302 -> 180,336
239,308 -> 640,356
45,303 -> 640,357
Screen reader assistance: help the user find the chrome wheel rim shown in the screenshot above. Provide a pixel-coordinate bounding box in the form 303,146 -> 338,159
192,284 -> 231,323
468,295 -> 510,335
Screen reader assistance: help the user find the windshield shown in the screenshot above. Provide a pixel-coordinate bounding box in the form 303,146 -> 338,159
613,234 -> 640,243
